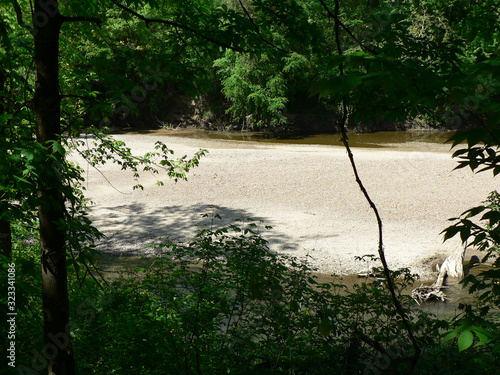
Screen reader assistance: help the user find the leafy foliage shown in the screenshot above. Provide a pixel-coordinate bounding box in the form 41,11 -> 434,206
97,219 -> 443,374
70,126 -> 208,189
5,218 -> 499,374
8,0 -> 494,130
441,132 -> 500,354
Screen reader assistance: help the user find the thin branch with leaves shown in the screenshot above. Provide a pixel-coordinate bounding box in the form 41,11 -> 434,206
328,0 -> 421,370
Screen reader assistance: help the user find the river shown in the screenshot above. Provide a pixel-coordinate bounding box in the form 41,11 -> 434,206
118,127 -> 456,149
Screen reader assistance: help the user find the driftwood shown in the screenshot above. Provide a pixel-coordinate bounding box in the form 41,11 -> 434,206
412,245 -> 467,304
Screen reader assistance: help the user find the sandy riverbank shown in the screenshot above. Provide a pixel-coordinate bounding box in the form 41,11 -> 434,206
69,132 -> 498,278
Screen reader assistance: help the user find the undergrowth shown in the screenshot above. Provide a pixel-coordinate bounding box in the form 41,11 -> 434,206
2,218 -> 499,374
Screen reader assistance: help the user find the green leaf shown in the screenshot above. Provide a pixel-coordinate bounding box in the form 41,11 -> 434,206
52,141 -> 66,156
311,74 -> 363,99
474,330 -> 493,347
458,330 -> 474,352
442,329 -> 459,342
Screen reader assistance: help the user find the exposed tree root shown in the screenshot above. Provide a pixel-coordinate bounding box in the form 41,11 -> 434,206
412,245 -> 467,304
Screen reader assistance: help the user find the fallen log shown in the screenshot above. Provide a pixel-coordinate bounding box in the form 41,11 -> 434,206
411,245 -> 467,304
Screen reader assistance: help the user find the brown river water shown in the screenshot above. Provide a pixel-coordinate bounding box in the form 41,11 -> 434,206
117,127 -> 455,149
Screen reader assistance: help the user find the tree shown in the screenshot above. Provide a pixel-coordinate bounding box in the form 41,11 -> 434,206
440,124 -> 500,353
4,0 -> 293,372
3,1 -> 208,373
0,15 -> 13,258
29,1 -> 101,373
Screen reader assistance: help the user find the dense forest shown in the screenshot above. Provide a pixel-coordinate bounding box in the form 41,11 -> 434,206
2,0 -> 499,133
1,1 -> 499,374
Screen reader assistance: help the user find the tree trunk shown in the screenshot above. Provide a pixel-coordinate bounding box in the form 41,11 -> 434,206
33,1 -> 75,374
435,245 -> 466,280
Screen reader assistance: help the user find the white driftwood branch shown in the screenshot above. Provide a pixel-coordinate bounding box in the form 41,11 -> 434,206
412,245 -> 467,304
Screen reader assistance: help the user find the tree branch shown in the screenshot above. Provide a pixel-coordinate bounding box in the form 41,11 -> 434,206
110,0 -> 249,53
354,329 -> 390,356
5,99 -> 33,128
11,0 -> 33,32
251,0 -> 303,41
237,0 -> 288,54
174,26 -> 205,62
69,136 -> 131,195
330,0 -> 421,370
318,0 -> 378,55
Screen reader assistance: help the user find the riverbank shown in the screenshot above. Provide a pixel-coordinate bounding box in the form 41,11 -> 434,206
70,131 -> 498,278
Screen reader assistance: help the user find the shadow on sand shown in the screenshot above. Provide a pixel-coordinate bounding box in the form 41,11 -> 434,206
90,203 -> 298,258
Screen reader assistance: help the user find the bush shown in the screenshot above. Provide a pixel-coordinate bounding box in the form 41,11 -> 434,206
5,218 -> 498,374
73,218 -> 448,374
